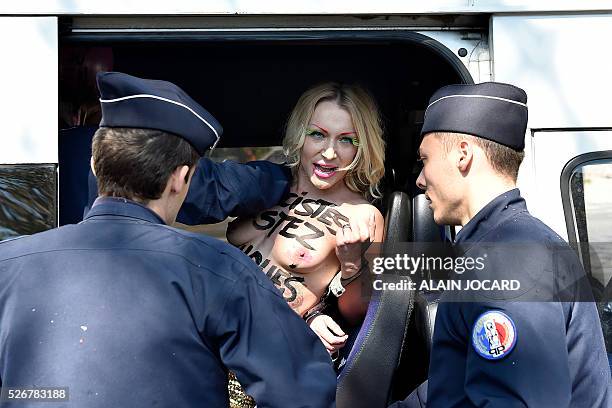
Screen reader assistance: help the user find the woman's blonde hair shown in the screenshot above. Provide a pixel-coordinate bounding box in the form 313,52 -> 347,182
283,82 -> 385,200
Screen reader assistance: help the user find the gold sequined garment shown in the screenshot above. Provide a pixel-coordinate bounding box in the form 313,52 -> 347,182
228,371 -> 256,408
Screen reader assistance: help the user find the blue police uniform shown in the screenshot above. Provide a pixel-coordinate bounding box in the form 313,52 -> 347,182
85,157 -> 292,225
427,189 -> 611,407
174,157 -> 290,225
0,197 -> 336,407
84,71 -> 292,225
0,71 -> 336,407
391,83 -> 611,408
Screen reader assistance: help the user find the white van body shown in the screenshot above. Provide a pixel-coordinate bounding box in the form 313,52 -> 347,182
1,2 -> 611,405
2,1 -> 612,240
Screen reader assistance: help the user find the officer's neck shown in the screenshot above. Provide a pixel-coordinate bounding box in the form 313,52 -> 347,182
147,166 -> 192,225
145,199 -> 173,225
461,173 -> 516,226
146,189 -> 186,226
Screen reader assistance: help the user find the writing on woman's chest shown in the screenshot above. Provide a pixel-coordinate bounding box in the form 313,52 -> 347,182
252,192 -> 350,250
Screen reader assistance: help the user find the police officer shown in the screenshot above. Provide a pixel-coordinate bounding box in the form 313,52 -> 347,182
0,72 -> 336,407
84,142 -> 292,226
83,131 -> 292,225
395,82 -> 610,407
83,114 -> 291,226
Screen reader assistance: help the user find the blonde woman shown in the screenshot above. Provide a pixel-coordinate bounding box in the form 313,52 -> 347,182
228,82 -> 386,354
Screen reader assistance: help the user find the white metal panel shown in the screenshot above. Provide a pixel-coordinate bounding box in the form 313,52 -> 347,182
419,31 -> 491,83
0,17 -> 57,164
2,0 -> 612,15
493,14 -> 612,237
529,131 -> 612,240
492,15 -> 612,129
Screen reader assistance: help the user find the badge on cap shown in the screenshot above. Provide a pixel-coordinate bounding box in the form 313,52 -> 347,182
472,310 -> 517,360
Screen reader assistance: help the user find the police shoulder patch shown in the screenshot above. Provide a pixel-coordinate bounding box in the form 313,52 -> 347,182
472,310 -> 517,360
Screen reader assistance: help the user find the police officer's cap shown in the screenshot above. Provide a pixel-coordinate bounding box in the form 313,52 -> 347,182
421,82 -> 528,151
97,71 -> 222,155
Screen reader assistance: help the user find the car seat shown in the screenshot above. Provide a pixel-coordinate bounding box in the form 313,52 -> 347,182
336,192 -> 443,407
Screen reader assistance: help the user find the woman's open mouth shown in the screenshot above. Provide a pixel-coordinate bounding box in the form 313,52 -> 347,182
313,163 -> 338,179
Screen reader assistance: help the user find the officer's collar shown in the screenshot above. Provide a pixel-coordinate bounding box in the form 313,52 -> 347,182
84,196 -> 166,225
455,188 -> 526,244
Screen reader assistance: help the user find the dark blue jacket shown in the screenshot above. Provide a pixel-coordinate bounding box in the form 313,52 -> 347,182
427,189 -> 611,407
85,158 -> 291,225
0,198 -> 336,407
177,158 -> 292,225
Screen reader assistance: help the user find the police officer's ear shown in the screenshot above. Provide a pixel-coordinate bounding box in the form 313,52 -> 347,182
184,165 -> 196,184
90,156 -> 97,177
456,138 -> 474,173
169,165 -> 192,194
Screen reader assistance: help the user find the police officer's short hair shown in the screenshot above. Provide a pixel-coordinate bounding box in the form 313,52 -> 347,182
92,127 -> 199,202
437,132 -> 524,181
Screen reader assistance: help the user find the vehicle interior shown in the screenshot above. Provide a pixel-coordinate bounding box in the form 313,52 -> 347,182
59,31 -> 468,406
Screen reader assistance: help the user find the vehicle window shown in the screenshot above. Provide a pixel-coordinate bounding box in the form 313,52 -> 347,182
175,146 -> 284,240
562,154 -> 612,363
566,158 -> 612,289
0,164 -> 57,241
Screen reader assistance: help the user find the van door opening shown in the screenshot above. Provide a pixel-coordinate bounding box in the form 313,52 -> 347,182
58,28 -> 472,403
59,31 -> 470,228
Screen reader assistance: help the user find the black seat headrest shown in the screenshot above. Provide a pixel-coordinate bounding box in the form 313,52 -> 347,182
336,192 -> 447,406
336,277 -> 415,408
383,191 -> 412,244
412,194 -> 442,243
336,191 -> 415,407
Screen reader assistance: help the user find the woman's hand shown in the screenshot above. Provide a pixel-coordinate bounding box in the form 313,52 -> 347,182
335,211 -> 376,279
308,314 -> 348,353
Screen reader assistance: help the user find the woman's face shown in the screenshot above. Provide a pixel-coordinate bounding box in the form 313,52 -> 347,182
299,100 -> 359,191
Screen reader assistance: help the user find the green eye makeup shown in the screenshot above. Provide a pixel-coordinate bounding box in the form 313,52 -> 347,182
305,129 -> 325,137
340,136 -> 360,147
306,129 -> 359,147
